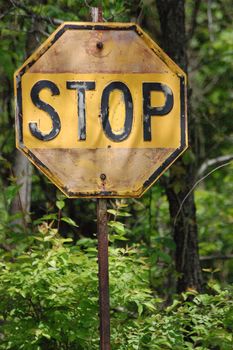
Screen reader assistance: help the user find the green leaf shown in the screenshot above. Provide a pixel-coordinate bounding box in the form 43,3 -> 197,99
107,209 -> 118,215
107,209 -> 131,217
56,200 -> 65,210
61,238 -> 73,243
48,260 -> 56,268
111,234 -> 128,241
108,221 -> 125,233
61,217 -> 79,227
138,303 -> 143,316
35,214 -> 58,224
116,212 -> 131,217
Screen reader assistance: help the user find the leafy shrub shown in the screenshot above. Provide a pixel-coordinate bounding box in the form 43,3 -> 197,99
0,224 -> 232,349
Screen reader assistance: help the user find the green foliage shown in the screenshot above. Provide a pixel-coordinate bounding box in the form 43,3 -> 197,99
0,222 -> 150,349
196,166 -> 233,284
0,226 -> 232,349
112,288 -> 233,350
0,231 -> 99,349
187,0 -> 233,161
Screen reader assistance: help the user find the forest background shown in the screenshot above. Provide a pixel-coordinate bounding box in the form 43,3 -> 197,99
0,0 -> 232,349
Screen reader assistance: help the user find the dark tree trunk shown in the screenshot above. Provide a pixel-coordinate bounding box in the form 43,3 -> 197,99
156,0 -> 203,292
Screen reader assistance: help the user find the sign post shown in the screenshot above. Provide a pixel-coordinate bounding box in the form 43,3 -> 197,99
14,12 -> 188,349
97,197 -> 110,350
91,7 -> 111,350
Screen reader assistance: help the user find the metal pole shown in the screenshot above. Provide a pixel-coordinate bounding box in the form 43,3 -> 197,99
97,199 -> 111,350
91,6 -> 103,22
91,7 -> 111,350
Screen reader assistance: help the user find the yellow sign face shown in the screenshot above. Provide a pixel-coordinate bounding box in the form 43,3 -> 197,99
15,22 -> 187,198
22,73 -> 181,149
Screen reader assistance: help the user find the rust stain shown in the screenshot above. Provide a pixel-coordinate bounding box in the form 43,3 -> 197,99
27,148 -> 175,197
28,30 -> 169,74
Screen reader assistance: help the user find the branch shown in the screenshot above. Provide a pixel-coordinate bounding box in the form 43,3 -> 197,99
207,0 -> 214,42
174,161 -> 232,226
187,0 -> 201,42
10,0 -> 63,26
197,154 -> 233,178
190,51 -> 233,72
200,254 -> 233,261
0,7 -> 15,19
0,243 -> 12,252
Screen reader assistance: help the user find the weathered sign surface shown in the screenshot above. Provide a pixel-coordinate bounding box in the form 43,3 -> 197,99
14,22 -> 187,198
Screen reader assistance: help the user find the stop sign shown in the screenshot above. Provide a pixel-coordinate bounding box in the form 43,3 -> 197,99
14,22 -> 187,198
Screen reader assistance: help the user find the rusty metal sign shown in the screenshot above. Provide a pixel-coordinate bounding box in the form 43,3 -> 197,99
14,22 -> 187,198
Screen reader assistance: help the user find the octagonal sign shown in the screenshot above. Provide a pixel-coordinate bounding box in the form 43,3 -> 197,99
14,22 -> 187,198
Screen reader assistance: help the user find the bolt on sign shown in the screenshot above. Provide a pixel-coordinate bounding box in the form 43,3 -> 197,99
14,22 -> 187,198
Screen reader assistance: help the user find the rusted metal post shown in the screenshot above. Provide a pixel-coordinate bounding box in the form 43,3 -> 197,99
91,7 -> 103,22
97,199 -> 111,350
91,7 -> 111,350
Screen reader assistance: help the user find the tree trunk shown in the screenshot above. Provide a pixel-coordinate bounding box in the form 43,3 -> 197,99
11,18 -> 46,226
156,0 -> 203,292
11,154 -> 32,226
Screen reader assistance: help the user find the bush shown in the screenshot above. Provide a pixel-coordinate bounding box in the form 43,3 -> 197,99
0,224 -> 232,349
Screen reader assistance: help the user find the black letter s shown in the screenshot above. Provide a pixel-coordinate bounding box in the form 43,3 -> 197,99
29,80 -> 61,141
